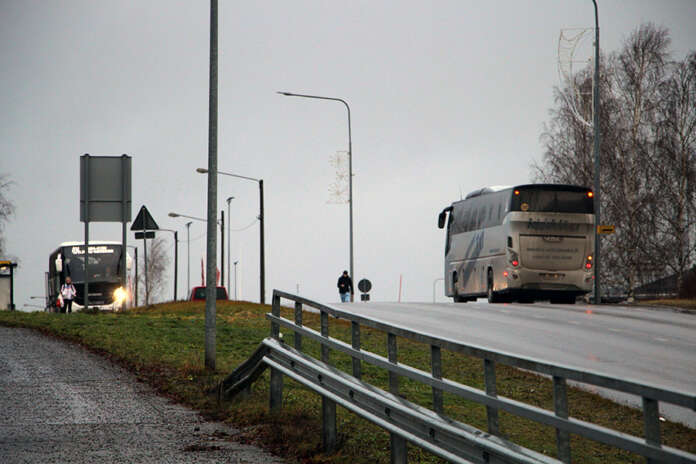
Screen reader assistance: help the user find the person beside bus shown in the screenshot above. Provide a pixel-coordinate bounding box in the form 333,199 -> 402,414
337,270 -> 353,303
61,277 -> 77,313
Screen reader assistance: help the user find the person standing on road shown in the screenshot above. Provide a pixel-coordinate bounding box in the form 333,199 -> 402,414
337,270 -> 353,303
61,277 -> 77,313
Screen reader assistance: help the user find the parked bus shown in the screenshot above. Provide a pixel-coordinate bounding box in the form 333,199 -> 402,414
47,241 -> 131,311
437,184 -> 594,304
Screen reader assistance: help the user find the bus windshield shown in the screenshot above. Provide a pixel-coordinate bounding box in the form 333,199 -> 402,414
63,245 -> 122,282
511,187 -> 593,214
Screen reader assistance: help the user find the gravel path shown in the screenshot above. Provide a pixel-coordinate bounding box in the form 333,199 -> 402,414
0,327 -> 286,463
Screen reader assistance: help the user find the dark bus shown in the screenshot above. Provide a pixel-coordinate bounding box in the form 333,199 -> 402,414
47,241 -> 130,311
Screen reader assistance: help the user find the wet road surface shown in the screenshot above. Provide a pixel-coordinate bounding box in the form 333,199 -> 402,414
334,300 -> 696,427
0,327 -> 285,464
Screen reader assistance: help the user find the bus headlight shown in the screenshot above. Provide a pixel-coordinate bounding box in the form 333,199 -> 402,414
113,287 -> 128,305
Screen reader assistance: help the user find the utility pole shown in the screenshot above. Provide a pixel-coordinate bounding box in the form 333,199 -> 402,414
204,0 -> 218,370
592,0 -> 601,304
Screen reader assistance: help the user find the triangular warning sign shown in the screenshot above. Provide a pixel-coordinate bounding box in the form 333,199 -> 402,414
130,205 -> 160,231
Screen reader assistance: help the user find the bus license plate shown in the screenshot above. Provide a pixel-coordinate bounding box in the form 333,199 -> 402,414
539,273 -> 565,280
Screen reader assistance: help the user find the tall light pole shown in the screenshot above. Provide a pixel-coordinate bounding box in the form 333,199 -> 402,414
277,91 -> 354,302
592,0 -> 601,304
197,167 -> 265,304
233,260 -> 239,300
205,0 -> 219,369
186,221 -> 192,298
226,196 -> 235,299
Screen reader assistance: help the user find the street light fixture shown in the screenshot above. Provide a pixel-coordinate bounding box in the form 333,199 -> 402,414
277,90 -> 355,302
197,167 -> 265,304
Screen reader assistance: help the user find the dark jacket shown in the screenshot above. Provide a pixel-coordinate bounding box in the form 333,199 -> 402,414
337,275 -> 353,294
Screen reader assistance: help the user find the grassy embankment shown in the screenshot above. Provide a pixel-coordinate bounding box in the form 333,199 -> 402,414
1,301 -> 694,463
636,299 -> 696,311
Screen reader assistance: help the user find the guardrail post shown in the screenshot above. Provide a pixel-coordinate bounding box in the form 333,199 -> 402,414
351,321 -> 361,379
553,376 -> 571,463
483,359 -> 499,436
294,301 -> 302,351
321,310 -> 330,364
388,333 -> 407,463
320,309 -> 337,453
643,397 -> 661,464
431,345 -> 443,414
271,293 -> 280,339
269,293 -> 283,411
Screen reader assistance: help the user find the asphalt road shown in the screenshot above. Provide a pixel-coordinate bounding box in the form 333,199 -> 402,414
334,299 -> 696,427
0,327 -> 285,464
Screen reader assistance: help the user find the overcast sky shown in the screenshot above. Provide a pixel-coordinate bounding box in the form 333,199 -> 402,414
2,0 -> 695,309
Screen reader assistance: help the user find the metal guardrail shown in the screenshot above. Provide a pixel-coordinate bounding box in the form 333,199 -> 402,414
218,290 -> 696,463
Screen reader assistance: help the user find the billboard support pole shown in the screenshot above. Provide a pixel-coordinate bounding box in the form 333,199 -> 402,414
83,155 -> 90,310
121,154 -> 128,310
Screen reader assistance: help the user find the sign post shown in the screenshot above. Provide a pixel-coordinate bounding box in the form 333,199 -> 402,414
358,278 -> 372,302
131,205 -> 159,306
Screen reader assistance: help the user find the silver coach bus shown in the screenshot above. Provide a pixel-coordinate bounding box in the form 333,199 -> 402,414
437,184 -> 595,304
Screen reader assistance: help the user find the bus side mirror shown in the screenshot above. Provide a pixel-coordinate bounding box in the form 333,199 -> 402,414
55,256 -> 63,272
126,254 -> 133,271
438,211 -> 447,229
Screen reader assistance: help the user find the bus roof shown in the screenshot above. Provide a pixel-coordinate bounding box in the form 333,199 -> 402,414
58,241 -> 123,247
463,183 -> 590,200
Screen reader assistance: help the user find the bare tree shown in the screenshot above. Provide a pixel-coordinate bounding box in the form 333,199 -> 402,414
137,237 -> 170,304
604,24 -> 671,296
651,52 -> 696,291
0,175 -> 15,256
535,23 -> 695,296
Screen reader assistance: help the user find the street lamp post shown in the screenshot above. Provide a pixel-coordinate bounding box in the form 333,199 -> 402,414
277,91 -> 354,302
186,221 -> 192,298
226,196 -> 235,299
591,0 -> 601,304
233,260 -> 239,300
220,209 -> 224,291
197,168 -> 265,304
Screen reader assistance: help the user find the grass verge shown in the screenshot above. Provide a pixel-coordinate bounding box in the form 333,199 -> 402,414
1,301 -> 694,463
635,298 -> 696,312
